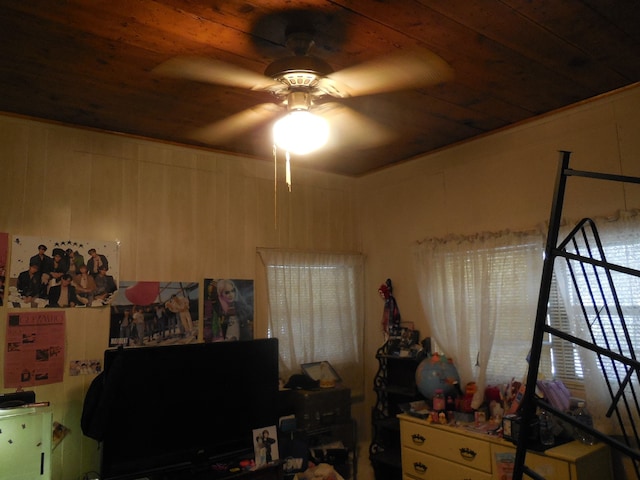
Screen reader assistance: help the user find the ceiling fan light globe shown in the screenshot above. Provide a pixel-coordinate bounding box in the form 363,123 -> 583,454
273,111 -> 329,155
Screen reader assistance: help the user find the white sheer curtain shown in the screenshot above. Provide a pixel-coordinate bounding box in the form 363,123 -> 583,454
554,210 -> 640,434
413,230 -> 544,408
257,249 -> 365,395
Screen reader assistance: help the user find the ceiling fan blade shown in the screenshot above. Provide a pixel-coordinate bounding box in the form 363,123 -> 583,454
316,103 -> 397,149
320,48 -> 453,97
190,103 -> 281,144
153,56 -> 281,91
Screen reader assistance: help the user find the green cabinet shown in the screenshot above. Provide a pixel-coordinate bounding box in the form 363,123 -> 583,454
0,404 -> 52,480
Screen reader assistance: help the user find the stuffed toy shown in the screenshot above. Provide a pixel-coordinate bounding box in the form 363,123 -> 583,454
294,463 -> 344,480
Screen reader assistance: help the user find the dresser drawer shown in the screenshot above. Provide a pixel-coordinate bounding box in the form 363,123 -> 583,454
402,447 -> 492,480
401,422 -> 493,473
491,445 -> 570,480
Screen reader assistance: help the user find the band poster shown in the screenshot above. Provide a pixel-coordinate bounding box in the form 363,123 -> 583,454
4,310 -> 66,388
108,281 -> 199,347
7,235 -> 120,308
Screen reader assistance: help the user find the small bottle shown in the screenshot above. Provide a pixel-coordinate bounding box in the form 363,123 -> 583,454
446,394 -> 455,413
433,389 -> 445,411
462,382 -> 476,413
538,409 -> 554,446
574,401 -> 596,445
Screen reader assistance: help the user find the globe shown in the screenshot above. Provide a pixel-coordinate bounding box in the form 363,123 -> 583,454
415,354 -> 461,400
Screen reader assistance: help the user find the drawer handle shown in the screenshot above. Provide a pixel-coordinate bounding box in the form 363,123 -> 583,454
413,461 -> 428,473
459,447 -> 477,461
411,433 -> 426,445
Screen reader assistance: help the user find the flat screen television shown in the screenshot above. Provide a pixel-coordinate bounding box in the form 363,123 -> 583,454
99,338 -> 280,480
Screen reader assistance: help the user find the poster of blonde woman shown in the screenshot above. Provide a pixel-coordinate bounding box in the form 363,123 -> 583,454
203,278 -> 254,342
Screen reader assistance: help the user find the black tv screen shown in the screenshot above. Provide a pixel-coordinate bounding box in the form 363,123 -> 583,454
99,339 -> 279,479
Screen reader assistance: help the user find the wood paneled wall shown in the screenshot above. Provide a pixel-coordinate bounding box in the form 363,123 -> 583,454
357,83 -> 640,479
0,115 -> 361,479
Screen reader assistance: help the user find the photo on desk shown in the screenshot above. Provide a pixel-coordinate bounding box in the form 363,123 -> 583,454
253,425 -> 279,467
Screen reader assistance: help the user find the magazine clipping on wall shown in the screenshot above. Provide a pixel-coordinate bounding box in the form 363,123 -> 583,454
108,281 -> 199,347
4,310 -> 65,388
203,278 -> 254,342
7,235 -> 120,308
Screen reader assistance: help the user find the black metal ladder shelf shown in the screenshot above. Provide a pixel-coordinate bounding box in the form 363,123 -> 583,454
514,151 -> 640,480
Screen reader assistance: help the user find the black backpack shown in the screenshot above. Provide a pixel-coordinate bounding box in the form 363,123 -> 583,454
80,348 -> 124,441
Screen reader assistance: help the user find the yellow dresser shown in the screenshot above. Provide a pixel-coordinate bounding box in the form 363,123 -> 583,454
399,413 -> 612,480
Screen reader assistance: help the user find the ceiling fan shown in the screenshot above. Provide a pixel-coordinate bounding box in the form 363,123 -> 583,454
154,28 -> 453,156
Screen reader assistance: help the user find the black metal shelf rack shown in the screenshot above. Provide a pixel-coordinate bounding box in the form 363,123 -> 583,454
369,341 -> 425,480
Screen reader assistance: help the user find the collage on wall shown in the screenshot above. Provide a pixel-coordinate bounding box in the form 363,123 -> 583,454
109,281 -> 199,347
1,232 -> 259,389
4,310 -> 66,388
203,278 -> 254,342
6,235 -> 120,308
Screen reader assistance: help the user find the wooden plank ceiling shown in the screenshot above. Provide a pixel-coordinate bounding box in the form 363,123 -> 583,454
0,1 -> 638,176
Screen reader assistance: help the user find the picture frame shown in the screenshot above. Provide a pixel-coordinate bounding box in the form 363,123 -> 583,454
253,425 -> 279,467
388,323 -> 420,355
301,361 -> 341,383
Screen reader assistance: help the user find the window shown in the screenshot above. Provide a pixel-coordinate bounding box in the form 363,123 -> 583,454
547,280 -> 584,386
413,230 -> 546,406
549,214 -> 640,389
257,249 -> 365,395
480,241 -> 552,382
416,213 -> 640,414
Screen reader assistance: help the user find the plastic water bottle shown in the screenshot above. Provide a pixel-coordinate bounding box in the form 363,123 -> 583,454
538,409 -> 554,446
574,401 -> 596,445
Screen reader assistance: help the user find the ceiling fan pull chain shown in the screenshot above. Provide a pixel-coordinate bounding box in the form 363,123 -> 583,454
273,144 -> 278,229
286,151 -> 292,192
